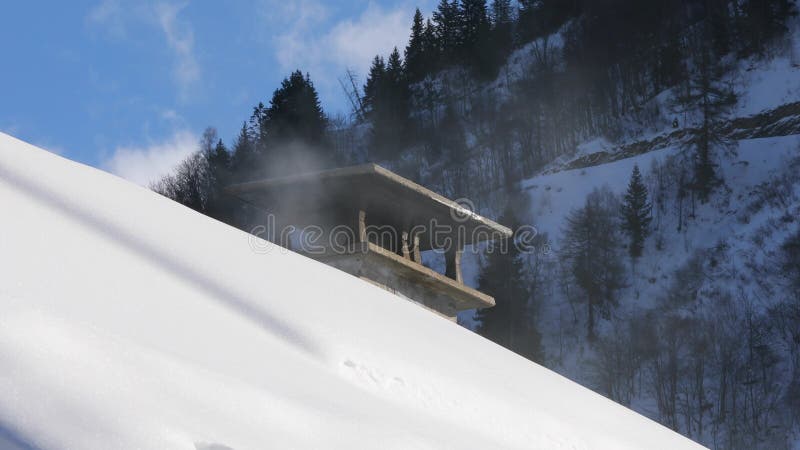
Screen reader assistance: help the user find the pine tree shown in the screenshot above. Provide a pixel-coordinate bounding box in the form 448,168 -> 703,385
241,70 -> 330,175
620,165 -> 652,259
459,0 -> 490,56
205,138 -> 232,220
386,47 -> 405,85
249,102 -> 268,147
460,0 -> 493,78
262,70 -> 327,149
475,208 -> 543,362
208,139 -> 231,182
679,26 -> 737,202
404,8 -> 427,83
365,48 -> 411,161
422,18 -> 438,66
433,0 -> 460,64
363,55 -> 386,114
230,121 -> 257,178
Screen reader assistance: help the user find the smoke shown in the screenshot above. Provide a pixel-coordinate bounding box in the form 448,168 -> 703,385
254,140 -> 333,180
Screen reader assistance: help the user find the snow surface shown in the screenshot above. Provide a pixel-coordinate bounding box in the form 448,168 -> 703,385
0,132 -> 704,449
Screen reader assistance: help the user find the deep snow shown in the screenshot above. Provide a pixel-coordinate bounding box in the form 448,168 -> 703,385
0,132 -> 704,449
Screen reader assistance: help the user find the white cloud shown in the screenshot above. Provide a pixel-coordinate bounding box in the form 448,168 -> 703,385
154,2 -> 200,99
325,4 -> 411,74
102,130 -> 198,187
267,0 -> 328,67
86,1 -> 200,99
273,2 -> 411,80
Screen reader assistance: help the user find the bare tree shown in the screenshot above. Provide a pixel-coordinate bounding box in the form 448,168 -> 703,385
338,68 -> 365,122
561,186 -> 626,341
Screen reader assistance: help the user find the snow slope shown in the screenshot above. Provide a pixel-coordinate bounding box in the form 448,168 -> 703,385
0,132 -> 706,449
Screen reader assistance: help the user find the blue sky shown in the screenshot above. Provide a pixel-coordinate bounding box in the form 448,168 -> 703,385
0,0 -> 433,185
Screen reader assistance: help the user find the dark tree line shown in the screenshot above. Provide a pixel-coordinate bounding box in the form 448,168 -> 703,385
235,70 -> 330,180
344,0 -> 796,200
156,0 -> 797,218
154,70 -> 331,226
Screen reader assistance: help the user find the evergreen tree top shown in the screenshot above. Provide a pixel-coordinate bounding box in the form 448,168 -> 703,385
623,165 -> 650,207
260,70 -> 327,147
387,47 -> 403,71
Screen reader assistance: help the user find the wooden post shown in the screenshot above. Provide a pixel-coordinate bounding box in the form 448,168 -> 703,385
357,209 -> 367,243
412,234 -> 421,263
445,243 -> 463,283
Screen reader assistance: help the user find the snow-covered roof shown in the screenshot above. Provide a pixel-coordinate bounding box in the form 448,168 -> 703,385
0,132 -> 705,450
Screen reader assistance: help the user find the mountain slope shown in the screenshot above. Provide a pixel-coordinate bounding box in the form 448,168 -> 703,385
514,128 -> 800,448
0,132 -> 705,449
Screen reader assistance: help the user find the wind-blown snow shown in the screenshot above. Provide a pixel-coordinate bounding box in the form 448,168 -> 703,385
0,132 -> 703,450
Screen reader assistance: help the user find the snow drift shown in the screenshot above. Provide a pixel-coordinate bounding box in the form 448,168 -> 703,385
0,132 -> 704,449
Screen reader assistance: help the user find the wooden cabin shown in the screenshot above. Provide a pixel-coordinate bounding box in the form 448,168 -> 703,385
225,164 -> 512,320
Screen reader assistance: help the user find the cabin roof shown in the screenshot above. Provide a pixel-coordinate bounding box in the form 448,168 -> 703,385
225,164 -> 512,251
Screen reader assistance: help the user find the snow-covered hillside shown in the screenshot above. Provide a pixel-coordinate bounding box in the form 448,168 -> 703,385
0,132 -> 705,449
515,26 -> 800,319
525,133 -> 800,321
498,38 -> 800,446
